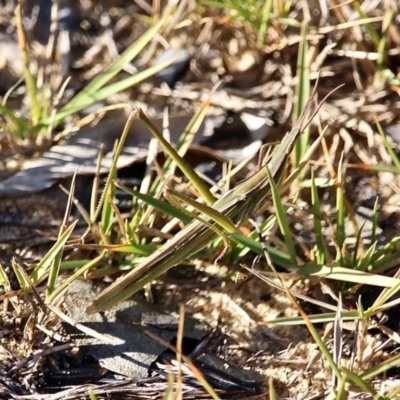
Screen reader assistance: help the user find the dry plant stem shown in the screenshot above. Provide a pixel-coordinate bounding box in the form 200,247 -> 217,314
175,305 -> 185,399
48,304 -> 117,344
144,329 -> 221,400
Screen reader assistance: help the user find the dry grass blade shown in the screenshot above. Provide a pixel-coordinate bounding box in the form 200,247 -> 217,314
47,304 -> 118,344
144,329 -> 222,400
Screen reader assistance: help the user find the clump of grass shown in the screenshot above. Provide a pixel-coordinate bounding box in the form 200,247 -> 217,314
3,0 -> 400,398
1,8 -> 174,142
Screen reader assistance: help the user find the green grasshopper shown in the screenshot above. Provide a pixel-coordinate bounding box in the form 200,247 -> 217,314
89,80 -> 334,312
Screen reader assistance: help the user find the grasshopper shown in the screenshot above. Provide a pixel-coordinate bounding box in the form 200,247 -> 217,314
89,80 -> 334,312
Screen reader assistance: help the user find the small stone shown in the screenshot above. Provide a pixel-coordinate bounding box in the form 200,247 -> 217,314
63,280 -> 208,378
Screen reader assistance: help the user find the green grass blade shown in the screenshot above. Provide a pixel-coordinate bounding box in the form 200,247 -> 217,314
111,244 -> 158,255
370,236 -> 400,265
336,154 -> 346,261
91,113 -> 135,224
46,251 -> 105,304
39,21 -> 165,127
147,83 -> 221,216
257,0 -> 273,48
368,278 -> 400,313
165,190 -> 234,247
352,2 -> 380,48
46,249 -> 63,297
268,377 -> 280,400
30,220 -> 78,284
138,109 -> 215,206
116,184 -> 192,223
81,20 -> 163,96
311,169 -> 325,265
16,3 -> 41,126
165,190 -> 231,247
60,260 -> 93,269
336,373 -> 347,400
294,22 -> 310,168
166,189 -> 236,232
356,241 -> 377,272
303,315 -> 342,383
360,353 -> 400,381
377,10 -> 395,72
265,165 -> 298,266
341,368 -> 378,397
11,258 -> 30,292
45,59 -> 174,126
298,264 -> 400,288
101,184 -> 116,240
230,232 -> 294,268
88,388 -> 98,400
266,310 -> 360,325
0,104 -> 30,137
